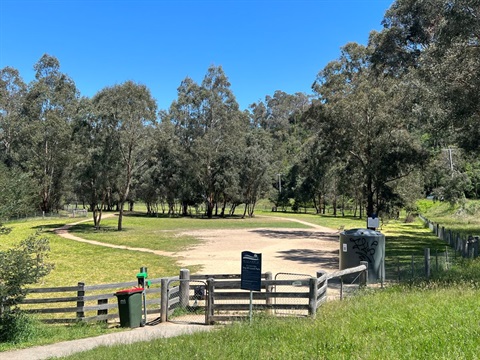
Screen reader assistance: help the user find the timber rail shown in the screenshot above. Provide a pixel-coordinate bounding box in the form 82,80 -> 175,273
21,264 -> 368,325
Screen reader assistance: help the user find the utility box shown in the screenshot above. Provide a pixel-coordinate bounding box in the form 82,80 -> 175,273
339,228 -> 385,282
114,287 -> 144,328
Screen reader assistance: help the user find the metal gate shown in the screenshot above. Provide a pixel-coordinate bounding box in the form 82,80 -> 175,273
274,272 -> 311,316
167,279 -> 208,324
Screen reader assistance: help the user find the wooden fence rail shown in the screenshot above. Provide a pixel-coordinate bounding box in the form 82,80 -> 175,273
21,279 -> 163,323
21,265 -> 368,325
419,215 -> 479,259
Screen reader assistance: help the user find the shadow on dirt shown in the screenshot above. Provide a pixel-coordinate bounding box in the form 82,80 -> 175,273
276,248 -> 339,269
252,229 -> 338,241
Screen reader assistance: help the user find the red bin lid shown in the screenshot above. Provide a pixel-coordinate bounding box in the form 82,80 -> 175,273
115,287 -> 144,295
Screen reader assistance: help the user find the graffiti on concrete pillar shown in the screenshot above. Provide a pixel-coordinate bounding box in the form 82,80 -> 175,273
349,237 -> 378,263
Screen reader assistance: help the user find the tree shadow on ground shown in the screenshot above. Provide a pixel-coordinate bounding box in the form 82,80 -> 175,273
32,223 -> 69,230
252,229 -> 338,241
276,249 -> 339,269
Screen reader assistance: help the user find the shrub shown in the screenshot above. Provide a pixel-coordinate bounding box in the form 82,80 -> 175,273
0,310 -> 38,343
0,229 -> 54,343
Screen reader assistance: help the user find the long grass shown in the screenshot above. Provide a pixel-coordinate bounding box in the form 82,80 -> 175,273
418,199 -> 480,237
58,284 -> 480,360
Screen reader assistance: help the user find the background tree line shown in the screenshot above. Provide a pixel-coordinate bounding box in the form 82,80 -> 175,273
1,0 -> 479,230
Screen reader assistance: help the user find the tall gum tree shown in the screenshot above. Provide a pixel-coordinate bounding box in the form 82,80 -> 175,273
93,81 -> 157,230
0,67 -> 26,167
310,43 -> 428,216
20,54 -> 78,212
169,66 -> 246,218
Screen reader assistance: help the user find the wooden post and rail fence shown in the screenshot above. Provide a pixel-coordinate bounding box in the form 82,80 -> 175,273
19,264 -> 368,325
419,215 -> 479,259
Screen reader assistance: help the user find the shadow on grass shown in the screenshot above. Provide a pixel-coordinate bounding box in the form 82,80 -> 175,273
386,229 -> 448,259
123,211 -> 245,220
32,223 -> 70,230
68,223 -> 117,234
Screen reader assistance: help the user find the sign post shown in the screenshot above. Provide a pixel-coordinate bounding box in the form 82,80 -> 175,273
241,251 -> 262,323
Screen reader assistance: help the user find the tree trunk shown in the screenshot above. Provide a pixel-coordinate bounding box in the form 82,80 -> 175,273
206,200 -> 214,219
117,201 -> 124,231
366,175 -> 374,217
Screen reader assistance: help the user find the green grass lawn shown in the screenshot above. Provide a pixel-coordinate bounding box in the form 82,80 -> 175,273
1,217 -> 182,287
58,285 -> 480,360
3,202 -> 480,356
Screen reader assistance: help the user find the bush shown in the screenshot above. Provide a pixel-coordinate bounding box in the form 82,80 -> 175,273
0,310 -> 38,343
0,232 -> 54,311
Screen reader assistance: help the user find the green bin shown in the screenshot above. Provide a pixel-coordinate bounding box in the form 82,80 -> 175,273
114,287 -> 144,328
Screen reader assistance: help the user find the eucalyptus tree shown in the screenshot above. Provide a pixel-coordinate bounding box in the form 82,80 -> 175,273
370,0 -> 480,200
72,97 -> 121,228
20,54 -> 78,212
0,67 -> 26,167
249,91 -> 311,208
371,0 -> 480,146
0,163 -> 36,219
310,43 -> 427,217
92,81 -> 157,230
239,129 -> 272,217
169,66 -> 246,218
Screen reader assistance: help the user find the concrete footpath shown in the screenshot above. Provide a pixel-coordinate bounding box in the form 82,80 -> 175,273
0,323 -> 213,360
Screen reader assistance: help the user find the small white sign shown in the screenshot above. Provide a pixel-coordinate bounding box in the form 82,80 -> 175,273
367,217 -> 380,229
343,243 -> 347,252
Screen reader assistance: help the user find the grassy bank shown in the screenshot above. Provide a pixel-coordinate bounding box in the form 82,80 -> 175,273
3,202 -> 479,355
59,284 -> 480,360
418,199 -> 480,237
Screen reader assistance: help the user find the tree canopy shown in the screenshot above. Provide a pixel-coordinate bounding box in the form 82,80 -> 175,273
1,1 -> 479,223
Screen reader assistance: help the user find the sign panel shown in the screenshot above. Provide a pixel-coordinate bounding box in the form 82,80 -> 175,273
241,251 -> 262,291
367,216 -> 380,229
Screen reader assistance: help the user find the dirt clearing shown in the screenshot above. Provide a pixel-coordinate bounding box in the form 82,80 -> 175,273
177,226 -> 340,276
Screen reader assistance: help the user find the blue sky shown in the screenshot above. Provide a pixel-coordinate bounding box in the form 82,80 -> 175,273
0,0 -> 393,111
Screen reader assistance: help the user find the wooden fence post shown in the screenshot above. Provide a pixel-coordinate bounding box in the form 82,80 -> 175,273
445,246 -> 449,270
308,277 -> 318,318
76,282 -> 85,321
424,248 -> 430,279
467,236 -> 474,258
207,278 -> 215,325
97,298 -> 108,322
160,278 -> 168,323
179,269 -> 190,308
411,254 -> 415,279
359,261 -> 368,287
396,257 -> 400,282
265,272 -> 273,314
473,236 -> 479,259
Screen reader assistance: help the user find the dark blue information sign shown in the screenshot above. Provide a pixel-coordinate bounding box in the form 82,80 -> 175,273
241,251 -> 262,291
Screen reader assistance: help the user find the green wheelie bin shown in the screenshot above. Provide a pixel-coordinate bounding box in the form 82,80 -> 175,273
114,287 -> 144,328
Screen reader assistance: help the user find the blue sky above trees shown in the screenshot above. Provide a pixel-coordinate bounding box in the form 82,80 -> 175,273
0,0 -> 393,111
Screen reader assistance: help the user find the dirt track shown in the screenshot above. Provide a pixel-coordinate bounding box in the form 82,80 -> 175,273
177,226 -> 340,276
54,216 -> 341,277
